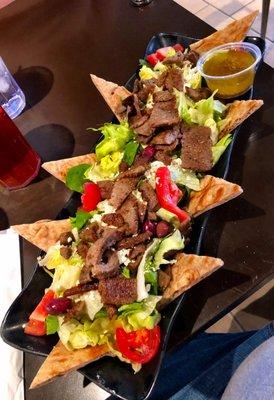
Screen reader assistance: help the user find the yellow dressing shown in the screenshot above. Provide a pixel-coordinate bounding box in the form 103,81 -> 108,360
203,49 -> 256,98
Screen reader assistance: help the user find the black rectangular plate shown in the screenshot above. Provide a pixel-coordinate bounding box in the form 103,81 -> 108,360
0,33 -> 265,400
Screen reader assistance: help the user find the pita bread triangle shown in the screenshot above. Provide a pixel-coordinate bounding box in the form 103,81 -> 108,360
159,253 -> 224,308
42,153 -> 97,183
90,74 -> 131,121
30,252 -> 223,388
12,219 -> 71,252
190,11 -> 259,54
186,175 -> 243,217
30,342 -> 109,389
219,99 -> 263,138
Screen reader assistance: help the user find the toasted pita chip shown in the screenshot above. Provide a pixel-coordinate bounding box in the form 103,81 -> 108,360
30,342 -> 109,389
42,153 -> 97,183
190,11 -> 258,54
90,74 -> 131,121
159,253 -> 223,308
12,219 -> 71,252
219,99 -> 263,138
186,175 -> 243,217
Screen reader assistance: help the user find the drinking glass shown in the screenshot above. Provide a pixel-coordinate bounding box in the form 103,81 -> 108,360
0,57 -> 26,119
0,107 -> 41,190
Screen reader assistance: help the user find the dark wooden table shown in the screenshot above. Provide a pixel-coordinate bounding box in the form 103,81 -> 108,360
0,0 -> 273,399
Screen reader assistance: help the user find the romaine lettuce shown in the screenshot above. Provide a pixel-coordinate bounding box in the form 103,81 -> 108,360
94,121 -> 134,160
174,89 -> 228,144
212,134 -> 232,165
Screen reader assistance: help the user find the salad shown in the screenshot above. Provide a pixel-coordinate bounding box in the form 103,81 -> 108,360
11,10 -> 263,389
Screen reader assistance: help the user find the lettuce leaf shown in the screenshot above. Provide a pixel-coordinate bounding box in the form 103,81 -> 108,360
174,90 -> 227,144
94,121 -> 134,160
70,210 -> 98,230
212,134 -> 233,165
46,315 -> 59,335
123,141 -> 139,166
65,164 -> 91,193
84,151 -> 123,181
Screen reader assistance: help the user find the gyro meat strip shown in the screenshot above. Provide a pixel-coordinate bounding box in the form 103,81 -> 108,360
117,165 -> 148,180
87,228 -> 124,279
134,98 -> 180,137
136,197 -> 147,223
151,124 -> 180,145
98,276 -> 137,306
117,195 -> 139,235
77,242 -> 89,260
109,177 -> 139,209
154,138 -> 179,152
164,68 -> 184,91
139,181 -> 159,212
153,91 -> 174,102
101,213 -> 125,228
105,304 -> 117,319
118,231 -> 152,250
149,98 -> 180,130
181,125 -> 213,171
134,118 -> 153,137
185,86 -> 211,102
130,114 -> 149,130
59,231 -> 75,246
129,244 -> 146,260
163,50 -> 198,68
79,263 -> 93,284
64,301 -> 85,323
63,281 -> 98,297
60,246 -> 72,259
79,222 -> 101,243
97,180 -> 114,200
154,150 -> 173,165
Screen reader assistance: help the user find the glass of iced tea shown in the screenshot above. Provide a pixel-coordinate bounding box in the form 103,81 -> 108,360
0,107 -> 41,190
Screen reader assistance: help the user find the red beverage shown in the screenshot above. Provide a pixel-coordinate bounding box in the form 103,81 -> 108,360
0,107 -> 41,190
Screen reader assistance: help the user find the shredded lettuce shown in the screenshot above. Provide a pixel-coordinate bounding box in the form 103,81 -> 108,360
212,134 -> 233,165
100,151 -> 124,175
169,158 -> 201,191
137,230 -> 184,300
84,151 -> 123,181
77,291 -> 103,321
118,296 -> 161,331
174,90 -> 227,144
38,245 -> 83,270
139,65 -> 158,81
183,65 -> 201,89
94,121 -> 134,160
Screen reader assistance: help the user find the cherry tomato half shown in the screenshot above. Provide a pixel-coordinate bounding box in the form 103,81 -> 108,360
30,290 -> 55,321
146,53 -> 159,67
116,326 -> 160,364
24,319 -> 46,336
81,182 -> 101,212
173,43 -> 184,52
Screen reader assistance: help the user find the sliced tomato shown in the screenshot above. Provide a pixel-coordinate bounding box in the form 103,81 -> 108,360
173,43 -> 184,52
24,319 -> 46,336
116,326 -> 160,364
81,182 -> 101,212
146,53 -> 159,67
30,290 -> 55,321
156,46 -> 174,61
